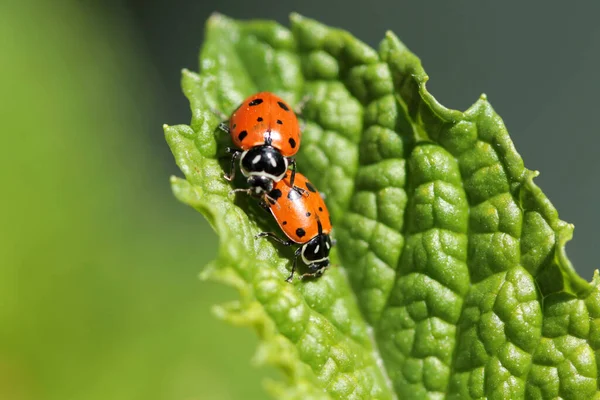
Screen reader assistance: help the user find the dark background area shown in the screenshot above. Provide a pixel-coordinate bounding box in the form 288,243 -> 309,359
2,1 -> 598,399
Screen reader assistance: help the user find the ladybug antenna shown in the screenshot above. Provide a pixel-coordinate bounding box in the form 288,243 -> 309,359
229,188 -> 252,197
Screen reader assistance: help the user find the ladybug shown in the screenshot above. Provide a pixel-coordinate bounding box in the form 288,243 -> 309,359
219,92 -> 302,198
256,172 -> 333,282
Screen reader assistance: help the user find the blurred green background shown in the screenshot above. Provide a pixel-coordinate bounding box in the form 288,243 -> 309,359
1,1 -> 598,399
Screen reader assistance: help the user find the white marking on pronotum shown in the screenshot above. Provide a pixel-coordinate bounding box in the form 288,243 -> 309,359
269,156 -> 277,167
252,155 -> 261,164
247,171 -> 281,181
326,242 -> 330,249
314,244 -> 320,254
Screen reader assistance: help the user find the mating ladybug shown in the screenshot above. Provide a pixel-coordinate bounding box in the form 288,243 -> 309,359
220,92 -> 302,198
256,172 -> 333,282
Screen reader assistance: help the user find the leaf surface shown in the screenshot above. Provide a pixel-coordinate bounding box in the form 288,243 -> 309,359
166,13 -> 600,400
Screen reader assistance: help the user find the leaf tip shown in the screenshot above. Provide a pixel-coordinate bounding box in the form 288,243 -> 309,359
384,30 -> 398,41
525,169 -> 540,180
208,11 -> 225,24
207,11 -> 236,32
289,12 -> 303,23
181,68 -> 200,82
592,269 -> 600,286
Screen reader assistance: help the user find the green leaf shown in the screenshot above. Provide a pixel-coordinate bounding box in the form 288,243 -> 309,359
165,13 -> 600,400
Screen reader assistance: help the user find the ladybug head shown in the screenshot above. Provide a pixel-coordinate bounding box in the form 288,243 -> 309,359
247,175 -> 274,195
300,233 -> 332,268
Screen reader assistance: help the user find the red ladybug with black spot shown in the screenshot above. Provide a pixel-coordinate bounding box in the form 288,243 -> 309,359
219,92 -> 302,198
256,172 -> 333,282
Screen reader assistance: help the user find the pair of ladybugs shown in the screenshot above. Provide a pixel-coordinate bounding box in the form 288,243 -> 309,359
219,92 -> 332,282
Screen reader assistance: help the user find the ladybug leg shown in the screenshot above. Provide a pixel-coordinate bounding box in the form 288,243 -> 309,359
255,232 -> 298,282
285,248 -> 302,282
263,193 -> 282,210
258,199 -> 271,212
217,121 -> 230,133
288,158 -> 297,186
224,147 -> 241,181
287,158 -> 308,197
255,232 -> 294,246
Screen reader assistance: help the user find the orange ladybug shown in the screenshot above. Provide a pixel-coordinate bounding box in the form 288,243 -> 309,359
219,92 -> 302,198
256,172 -> 333,282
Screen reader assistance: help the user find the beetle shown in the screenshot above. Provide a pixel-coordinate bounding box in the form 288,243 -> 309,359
219,92 -> 303,199
256,172 -> 333,282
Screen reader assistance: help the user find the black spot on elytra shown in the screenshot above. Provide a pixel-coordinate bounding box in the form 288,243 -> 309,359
238,130 -> 248,141
277,119 -> 283,125
287,189 -> 302,201
270,189 -> 282,201
257,117 -> 263,122
289,138 -> 296,149
282,221 -> 287,225
306,212 -> 311,217
277,101 -> 289,111
305,181 -> 317,193
296,228 -> 306,238
233,124 -> 237,129
319,207 -> 323,212
249,98 -> 263,106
